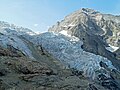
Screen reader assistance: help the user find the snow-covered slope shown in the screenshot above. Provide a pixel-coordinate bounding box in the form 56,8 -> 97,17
0,21 -> 36,35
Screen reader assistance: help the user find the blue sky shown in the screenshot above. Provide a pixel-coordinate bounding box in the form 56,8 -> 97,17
0,0 -> 120,32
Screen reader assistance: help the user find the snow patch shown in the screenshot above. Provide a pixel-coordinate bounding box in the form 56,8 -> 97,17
106,44 -> 119,52
59,30 -> 71,37
60,30 -> 68,36
68,24 -> 75,27
26,31 -> 36,36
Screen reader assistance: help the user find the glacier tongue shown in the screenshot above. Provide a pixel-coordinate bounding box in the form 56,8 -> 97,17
30,32 -> 115,79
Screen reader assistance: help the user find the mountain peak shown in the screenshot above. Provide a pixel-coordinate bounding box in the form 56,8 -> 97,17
80,8 -> 100,14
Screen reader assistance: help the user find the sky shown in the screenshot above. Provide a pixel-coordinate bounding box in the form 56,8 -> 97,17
0,0 -> 120,33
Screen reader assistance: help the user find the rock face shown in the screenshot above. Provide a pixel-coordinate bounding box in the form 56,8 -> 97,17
0,8 -> 120,90
49,8 -> 120,61
0,46 -> 22,57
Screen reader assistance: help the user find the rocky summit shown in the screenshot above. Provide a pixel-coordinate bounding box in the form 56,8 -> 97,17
0,8 -> 120,90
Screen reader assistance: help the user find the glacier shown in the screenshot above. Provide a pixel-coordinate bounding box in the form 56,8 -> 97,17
28,32 -> 116,79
